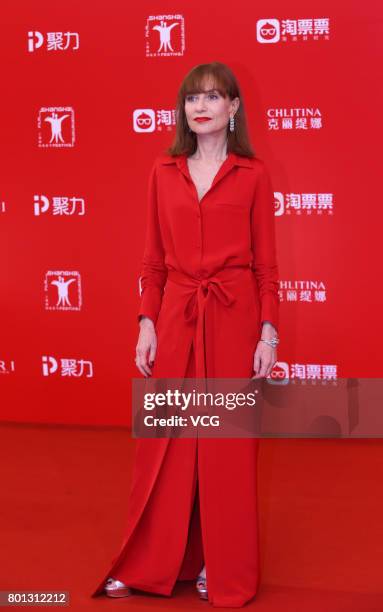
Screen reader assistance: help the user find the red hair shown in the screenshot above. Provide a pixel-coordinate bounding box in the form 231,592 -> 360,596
166,61 -> 255,158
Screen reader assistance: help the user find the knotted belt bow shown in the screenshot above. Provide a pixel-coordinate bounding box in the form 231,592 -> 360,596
167,266 -> 249,378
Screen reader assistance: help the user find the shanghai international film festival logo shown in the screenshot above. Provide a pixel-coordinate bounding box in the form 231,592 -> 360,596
145,14 -> 185,56
37,107 -> 75,147
256,17 -> 330,44
44,270 -> 82,311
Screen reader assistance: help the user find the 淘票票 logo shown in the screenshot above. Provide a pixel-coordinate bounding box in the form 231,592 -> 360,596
268,361 -> 338,384
133,108 -> 177,133
257,18 -> 330,44
274,191 -> 334,216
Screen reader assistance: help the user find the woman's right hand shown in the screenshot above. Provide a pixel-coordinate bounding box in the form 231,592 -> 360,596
135,316 -> 157,377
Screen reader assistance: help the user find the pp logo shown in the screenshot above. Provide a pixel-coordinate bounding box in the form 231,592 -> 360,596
28,31 -> 44,52
256,19 -> 280,44
42,356 -> 58,376
133,109 -> 155,133
274,192 -> 284,216
34,195 -> 50,216
267,361 -> 289,385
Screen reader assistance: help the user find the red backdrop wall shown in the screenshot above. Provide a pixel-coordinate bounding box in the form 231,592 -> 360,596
1,1 -> 382,425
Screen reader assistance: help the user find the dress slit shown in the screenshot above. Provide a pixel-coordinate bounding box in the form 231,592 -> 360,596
92,341 -> 205,595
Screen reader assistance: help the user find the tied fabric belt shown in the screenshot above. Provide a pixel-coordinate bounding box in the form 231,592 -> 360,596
167,265 -> 251,378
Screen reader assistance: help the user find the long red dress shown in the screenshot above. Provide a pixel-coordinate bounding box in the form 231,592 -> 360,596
90,151 -> 280,607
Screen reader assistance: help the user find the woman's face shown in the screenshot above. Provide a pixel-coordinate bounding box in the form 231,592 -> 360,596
184,77 -> 240,136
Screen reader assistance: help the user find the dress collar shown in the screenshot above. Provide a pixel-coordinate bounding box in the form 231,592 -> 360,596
160,151 -> 254,196
160,151 -> 254,170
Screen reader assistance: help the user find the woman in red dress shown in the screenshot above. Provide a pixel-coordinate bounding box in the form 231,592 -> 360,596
91,61 -> 280,607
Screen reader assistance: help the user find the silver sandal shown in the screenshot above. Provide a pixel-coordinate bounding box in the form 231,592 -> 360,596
104,577 -> 132,598
196,574 -> 208,600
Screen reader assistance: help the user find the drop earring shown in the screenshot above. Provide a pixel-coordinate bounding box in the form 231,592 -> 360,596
229,114 -> 235,132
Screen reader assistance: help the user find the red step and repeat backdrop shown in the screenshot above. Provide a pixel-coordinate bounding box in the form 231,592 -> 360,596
1,1 -> 382,425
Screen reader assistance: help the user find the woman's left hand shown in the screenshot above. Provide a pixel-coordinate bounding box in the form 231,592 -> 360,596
252,341 -> 277,378
252,322 -> 278,379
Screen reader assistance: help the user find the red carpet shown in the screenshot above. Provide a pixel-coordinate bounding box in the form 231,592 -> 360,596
1,422 -> 382,610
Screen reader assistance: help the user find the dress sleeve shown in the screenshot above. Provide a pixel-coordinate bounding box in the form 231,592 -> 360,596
250,161 -> 280,333
137,162 -> 168,326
